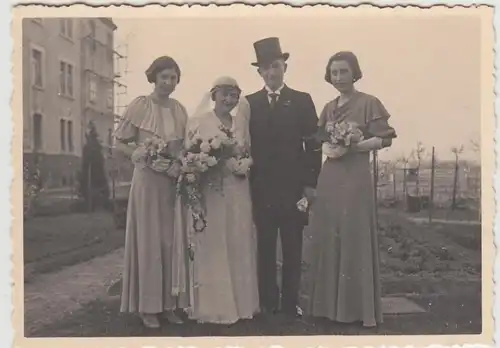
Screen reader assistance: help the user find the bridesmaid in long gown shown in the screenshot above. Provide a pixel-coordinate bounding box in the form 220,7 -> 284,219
305,51 -> 397,327
113,56 -> 190,329
181,76 -> 260,324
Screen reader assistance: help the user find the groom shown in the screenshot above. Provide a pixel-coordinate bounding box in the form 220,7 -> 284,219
246,37 -> 322,320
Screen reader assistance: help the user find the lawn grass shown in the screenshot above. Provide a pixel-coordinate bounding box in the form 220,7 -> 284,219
23,212 -> 124,282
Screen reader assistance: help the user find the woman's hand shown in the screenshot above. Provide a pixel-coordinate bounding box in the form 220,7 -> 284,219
322,143 -> 348,159
303,187 -> 317,204
130,145 -> 147,163
150,158 -> 172,173
351,137 -> 384,152
165,160 -> 182,178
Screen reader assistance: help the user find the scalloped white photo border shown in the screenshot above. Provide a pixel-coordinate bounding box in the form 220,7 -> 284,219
4,1 -> 498,348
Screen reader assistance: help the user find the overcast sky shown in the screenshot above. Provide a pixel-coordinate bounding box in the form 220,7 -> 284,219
113,11 -> 481,161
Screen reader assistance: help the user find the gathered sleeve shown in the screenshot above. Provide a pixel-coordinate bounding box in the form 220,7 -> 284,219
365,96 -> 397,140
113,96 -> 148,143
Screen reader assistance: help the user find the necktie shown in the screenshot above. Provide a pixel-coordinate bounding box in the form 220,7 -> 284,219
269,93 -> 279,109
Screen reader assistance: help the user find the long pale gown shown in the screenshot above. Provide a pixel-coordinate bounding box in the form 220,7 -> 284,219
305,91 -> 397,327
178,108 -> 260,324
114,94 -> 190,314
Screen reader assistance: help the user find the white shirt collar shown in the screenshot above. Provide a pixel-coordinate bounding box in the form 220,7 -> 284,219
265,84 -> 285,96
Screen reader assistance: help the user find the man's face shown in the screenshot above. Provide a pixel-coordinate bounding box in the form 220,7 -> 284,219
258,58 -> 287,91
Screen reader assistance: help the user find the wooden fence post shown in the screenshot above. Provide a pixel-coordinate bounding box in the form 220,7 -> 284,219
451,154 -> 459,210
428,147 -> 435,224
393,167 -> 397,200
373,150 -> 378,227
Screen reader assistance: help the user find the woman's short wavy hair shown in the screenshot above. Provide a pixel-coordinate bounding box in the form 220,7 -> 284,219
324,51 -> 363,84
145,56 -> 181,84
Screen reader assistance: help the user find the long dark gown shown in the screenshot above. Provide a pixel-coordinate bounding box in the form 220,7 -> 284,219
305,91 -> 397,327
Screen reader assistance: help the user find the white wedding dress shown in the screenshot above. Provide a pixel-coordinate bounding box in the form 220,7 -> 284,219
184,107 -> 260,324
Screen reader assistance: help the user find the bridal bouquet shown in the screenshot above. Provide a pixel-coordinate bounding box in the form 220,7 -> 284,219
177,125 -> 240,233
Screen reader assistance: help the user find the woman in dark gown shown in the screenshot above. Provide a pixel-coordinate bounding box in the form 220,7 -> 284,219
305,51 -> 397,327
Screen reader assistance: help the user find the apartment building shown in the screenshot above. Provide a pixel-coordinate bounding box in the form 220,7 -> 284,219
23,17 -> 118,189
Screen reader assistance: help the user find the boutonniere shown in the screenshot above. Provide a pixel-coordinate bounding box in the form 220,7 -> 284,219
283,100 -> 291,107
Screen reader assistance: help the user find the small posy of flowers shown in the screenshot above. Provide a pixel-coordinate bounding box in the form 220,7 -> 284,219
138,136 -> 182,178
325,120 -> 364,148
296,196 -> 309,213
226,149 -> 253,177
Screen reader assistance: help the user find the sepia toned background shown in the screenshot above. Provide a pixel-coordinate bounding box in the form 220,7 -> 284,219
13,4 -> 495,348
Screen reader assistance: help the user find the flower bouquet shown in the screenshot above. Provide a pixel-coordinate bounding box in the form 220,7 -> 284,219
226,146 -> 253,177
177,125 -> 239,233
134,136 -> 183,178
321,120 -> 364,159
325,120 -> 364,147
296,196 -> 309,212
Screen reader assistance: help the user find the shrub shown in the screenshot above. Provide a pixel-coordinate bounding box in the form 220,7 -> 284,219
78,122 -> 110,212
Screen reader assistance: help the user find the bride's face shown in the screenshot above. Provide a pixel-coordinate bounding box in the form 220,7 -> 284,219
214,87 -> 240,114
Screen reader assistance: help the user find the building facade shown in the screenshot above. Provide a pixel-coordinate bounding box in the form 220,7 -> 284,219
23,17 -> 118,189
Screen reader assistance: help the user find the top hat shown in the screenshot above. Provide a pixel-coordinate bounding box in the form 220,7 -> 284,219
251,37 -> 290,67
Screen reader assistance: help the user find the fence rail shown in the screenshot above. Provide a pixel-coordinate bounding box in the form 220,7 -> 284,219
373,149 -> 481,214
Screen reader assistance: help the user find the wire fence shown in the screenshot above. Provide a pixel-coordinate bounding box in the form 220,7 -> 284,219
372,149 -> 481,216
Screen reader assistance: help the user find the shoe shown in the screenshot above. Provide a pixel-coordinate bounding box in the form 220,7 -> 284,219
139,313 -> 160,329
163,310 -> 184,324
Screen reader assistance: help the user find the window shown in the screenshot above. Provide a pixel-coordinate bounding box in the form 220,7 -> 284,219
107,128 -> 113,154
33,113 -> 42,151
59,19 -> 65,36
59,62 -> 66,95
31,48 -> 43,88
89,20 -> 96,53
89,74 -> 97,103
67,121 -> 74,152
60,119 -> 66,151
60,18 -> 74,39
67,19 -> 73,38
59,61 -> 74,97
67,64 -> 73,96
106,32 -> 113,63
106,86 -> 113,109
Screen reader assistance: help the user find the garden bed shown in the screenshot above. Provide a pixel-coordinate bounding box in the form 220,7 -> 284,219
377,210 -> 481,280
300,209 -> 481,297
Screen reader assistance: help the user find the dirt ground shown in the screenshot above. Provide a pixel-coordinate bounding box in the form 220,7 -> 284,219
24,207 -> 482,337
30,280 -> 481,337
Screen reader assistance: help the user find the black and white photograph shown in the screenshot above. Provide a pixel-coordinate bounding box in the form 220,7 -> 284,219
14,4 -> 494,347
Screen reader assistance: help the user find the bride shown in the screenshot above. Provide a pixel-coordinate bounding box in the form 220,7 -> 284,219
172,76 -> 260,324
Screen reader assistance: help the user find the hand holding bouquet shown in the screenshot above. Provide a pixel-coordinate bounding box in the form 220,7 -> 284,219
133,136 -> 182,178
322,121 -> 364,159
227,150 -> 253,177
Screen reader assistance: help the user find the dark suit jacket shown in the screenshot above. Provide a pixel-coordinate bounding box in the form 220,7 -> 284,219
246,85 -> 322,224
